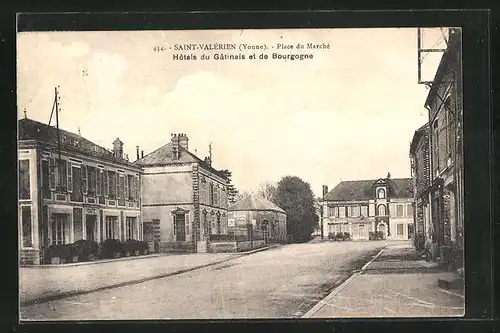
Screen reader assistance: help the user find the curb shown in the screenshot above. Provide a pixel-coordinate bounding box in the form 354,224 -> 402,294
21,253 -> 163,269
301,246 -> 386,318
21,244 -> 279,307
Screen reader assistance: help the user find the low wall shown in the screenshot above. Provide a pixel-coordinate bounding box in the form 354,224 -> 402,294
208,240 -> 267,253
161,241 -> 195,253
209,241 -> 237,253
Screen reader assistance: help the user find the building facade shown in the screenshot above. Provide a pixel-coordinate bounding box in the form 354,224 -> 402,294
227,195 -> 287,245
321,175 -> 414,241
18,118 -> 143,265
409,123 -> 431,252
135,133 -> 230,253
417,28 -> 463,263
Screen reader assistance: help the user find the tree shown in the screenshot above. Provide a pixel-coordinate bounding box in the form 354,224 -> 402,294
256,181 -> 278,204
276,176 -> 319,243
219,169 -> 238,205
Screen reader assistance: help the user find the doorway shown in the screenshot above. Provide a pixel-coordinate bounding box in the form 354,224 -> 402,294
86,215 -> 97,242
408,223 -> 415,240
175,213 -> 186,242
261,220 -> 269,245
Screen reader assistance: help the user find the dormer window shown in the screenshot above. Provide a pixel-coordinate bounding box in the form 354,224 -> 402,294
377,188 -> 386,199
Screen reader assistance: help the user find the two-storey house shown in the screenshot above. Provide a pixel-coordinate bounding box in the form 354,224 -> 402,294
18,118 -> 143,265
135,133 -> 230,253
321,174 -> 414,241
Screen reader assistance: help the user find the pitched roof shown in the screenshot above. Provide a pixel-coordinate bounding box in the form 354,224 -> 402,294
323,178 -> 413,201
18,118 -> 137,167
134,141 -> 229,181
228,195 -> 286,214
410,123 -> 430,155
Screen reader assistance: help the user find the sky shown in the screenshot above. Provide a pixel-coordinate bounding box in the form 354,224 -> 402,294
17,28 -> 450,198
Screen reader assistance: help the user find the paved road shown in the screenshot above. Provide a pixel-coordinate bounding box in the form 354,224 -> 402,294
21,241 -> 387,320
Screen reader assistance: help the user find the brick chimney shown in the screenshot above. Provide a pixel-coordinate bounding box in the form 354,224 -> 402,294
322,185 -> 328,197
136,146 -> 140,160
113,138 -> 123,158
387,172 -> 391,179
171,133 -> 180,159
178,133 -> 188,151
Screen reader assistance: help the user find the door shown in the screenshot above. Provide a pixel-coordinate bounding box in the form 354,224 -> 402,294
175,214 -> 186,242
378,223 -> 387,239
143,222 -> 155,251
359,224 -> 366,240
408,223 -> 415,240
261,220 -> 269,245
86,215 -> 96,242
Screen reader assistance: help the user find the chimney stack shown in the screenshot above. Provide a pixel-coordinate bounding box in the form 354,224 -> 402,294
178,133 -> 189,151
387,172 -> 391,179
322,185 -> 328,197
171,133 -> 180,159
113,138 -> 123,159
141,150 -> 144,159
136,146 -> 140,160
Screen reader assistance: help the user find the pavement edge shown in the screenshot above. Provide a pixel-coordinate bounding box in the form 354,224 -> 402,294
301,246 -> 386,318
21,245 -> 279,307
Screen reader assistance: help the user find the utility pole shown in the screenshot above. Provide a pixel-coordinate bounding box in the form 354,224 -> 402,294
320,203 -> 324,240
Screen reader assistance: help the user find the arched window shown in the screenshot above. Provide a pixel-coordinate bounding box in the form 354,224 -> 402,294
377,188 -> 386,199
377,204 -> 387,216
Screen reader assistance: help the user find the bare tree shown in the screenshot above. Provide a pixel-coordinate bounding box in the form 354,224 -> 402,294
255,181 -> 278,204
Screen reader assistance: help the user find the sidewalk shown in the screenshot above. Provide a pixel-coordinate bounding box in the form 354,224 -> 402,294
20,245 -> 279,306
304,242 -> 465,318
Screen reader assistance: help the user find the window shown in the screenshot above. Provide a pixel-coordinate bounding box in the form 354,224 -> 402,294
203,211 -> 208,234
18,159 -> 30,200
352,206 -> 360,217
407,204 -> 413,217
70,166 -> 83,202
433,120 -> 440,172
118,175 -> 125,199
339,207 -> 346,218
82,165 -> 88,195
87,166 -> 97,196
209,183 -> 214,205
51,214 -> 67,245
96,169 -> 102,196
360,206 -> 368,216
377,188 -> 386,199
126,217 -> 136,240
127,175 -> 135,200
397,224 -> 404,237
41,159 -> 51,199
108,171 -> 117,199
105,216 -> 117,239
396,204 -> 404,218
21,206 -> 32,247
55,159 -> 67,191
216,214 -> 221,234
378,204 -> 386,216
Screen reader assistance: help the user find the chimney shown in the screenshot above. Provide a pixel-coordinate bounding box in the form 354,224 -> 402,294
113,138 -> 123,158
141,150 -> 144,158
322,185 -> 328,197
171,133 -> 180,159
204,156 -> 212,167
387,172 -> 391,179
136,146 -> 140,160
178,133 -> 189,151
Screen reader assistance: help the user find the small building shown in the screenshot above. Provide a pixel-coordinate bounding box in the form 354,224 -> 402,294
409,123 -> 431,252
228,195 -> 287,245
321,174 -> 414,241
135,133 -> 230,253
18,118 -> 143,265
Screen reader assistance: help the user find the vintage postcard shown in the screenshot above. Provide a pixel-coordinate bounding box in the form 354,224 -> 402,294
17,27 -> 465,320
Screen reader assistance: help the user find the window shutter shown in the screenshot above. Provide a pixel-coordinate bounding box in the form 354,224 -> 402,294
135,176 -> 139,202
117,175 -> 121,199
96,170 -> 101,196
124,175 -> 129,201
104,170 -> 109,197
49,157 -> 56,190
82,165 -> 88,195
67,163 -> 73,193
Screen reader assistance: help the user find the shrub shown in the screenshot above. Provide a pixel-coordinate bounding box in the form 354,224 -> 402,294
335,232 -> 344,241
123,239 -> 141,256
328,232 -> 335,240
137,240 -> 150,254
73,240 -> 99,261
100,239 -> 123,259
376,231 -> 384,240
54,243 -> 73,263
343,232 -> 351,240
368,231 -> 375,240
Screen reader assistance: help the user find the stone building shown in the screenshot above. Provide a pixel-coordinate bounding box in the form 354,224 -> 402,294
18,118 -> 143,265
409,123 -> 431,252
134,133 -> 230,253
321,174 -> 414,241
420,28 -> 464,263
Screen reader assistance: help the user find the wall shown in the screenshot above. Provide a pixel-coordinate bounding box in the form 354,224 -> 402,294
143,204 -> 195,246
18,147 -> 39,251
142,164 -> 193,205
199,167 -> 228,209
